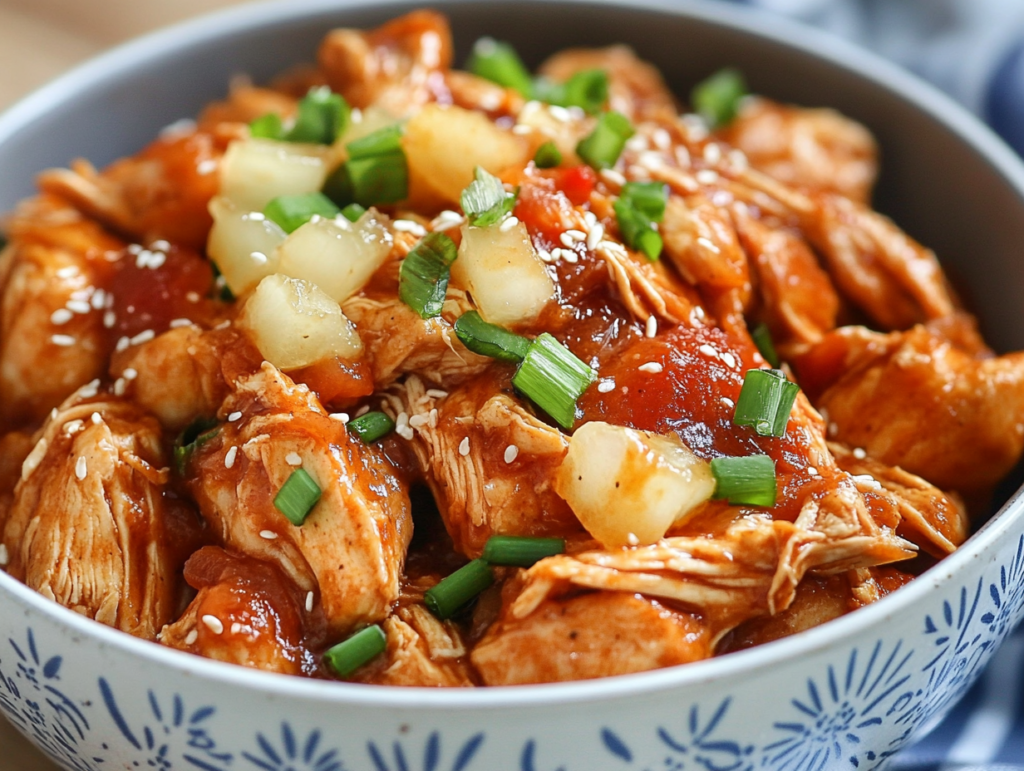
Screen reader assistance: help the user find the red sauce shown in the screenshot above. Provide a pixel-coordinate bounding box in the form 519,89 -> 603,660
289,356 -> 376,408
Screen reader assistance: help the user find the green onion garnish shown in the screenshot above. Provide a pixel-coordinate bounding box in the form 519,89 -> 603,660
286,87 -> 350,145
751,323 -> 780,368
173,416 -> 219,474
692,68 -> 748,129
533,141 -> 563,169
340,203 -> 367,222
613,199 -> 663,261
512,333 -> 596,429
424,559 -> 495,620
466,37 -> 534,98
732,369 -> 800,438
621,181 -> 668,221
323,125 -> 408,208
460,166 -> 517,227
535,69 -> 609,115
576,111 -> 634,170
347,411 -> 395,443
249,112 -> 283,140
482,536 -> 565,567
454,311 -> 531,363
274,468 -> 322,526
347,124 -> 403,157
263,192 -> 341,234
323,624 -> 387,678
711,455 -> 776,507
399,232 -> 458,319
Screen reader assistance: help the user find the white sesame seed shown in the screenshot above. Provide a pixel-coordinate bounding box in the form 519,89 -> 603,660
637,150 -> 664,169
184,629 -> 198,645
230,622 -> 242,635
828,422 -> 839,437
703,143 -> 722,164
638,362 -> 663,374
115,336 -> 130,353
426,389 -> 449,399
305,592 -> 314,613
536,247 -> 554,263
123,368 -> 138,381
50,308 -> 73,325
626,134 -> 649,152
562,249 -> 578,264
170,318 -> 192,328
512,124 -> 532,135
130,329 -> 155,345
75,456 -> 87,480
645,316 -> 658,339
653,128 -> 672,151
559,232 -> 576,248
0,544 -> 8,567
113,378 -> 126,397
260,530 -> 278,540
626,532 -> 640,546
720,352 -> 737,369
285,452 -> 302,466
396,411 -> 410,429
430,210 -> 465,231
504,445 -> 519,463
396,425 -> 415,441
224,446 -> 238,469
393,219 -> 427,236
51,334 -> 76,347
186,292 -> 200,303
499,216 -> 520,232
597,379 -> 616,393
64,419 -> 84,435
698,344 -> 719,358
600,169 -> 626,187
103,311 -> 116,329
151,240 -> 170,251
459,437 -> 471,456
853,447 -> 867,460
565,229 -> 587,242
78,379 -> 100,399
70,288 -> 91,302
807,467 -> 819,476
548,105 -> 571,122
201,615 -> 224,635
696,169 -> 719,185
428,408 -> 438,428
50,408 -> 59,420
721,397 -> 735,408
224,412 -> 242,424
329,412 -> 350,424
91,412 -> 102,425
56,266 -> 78,278
586,223 -> 605,250
696,236 -> 721,254
90,289 -> 106,309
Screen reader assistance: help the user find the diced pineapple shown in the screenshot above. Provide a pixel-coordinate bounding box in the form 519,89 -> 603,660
276,213 -> 393,303
555,422 -> 716,548
452,221 -> 554,326
239,274 -> 363,370
206,196 -> 285,295
402,104 -> 529,204
220,138 -> 331,211
516,100 -> 585,166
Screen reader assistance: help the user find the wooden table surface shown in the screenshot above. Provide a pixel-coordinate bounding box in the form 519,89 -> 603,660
0,2 -> 249,767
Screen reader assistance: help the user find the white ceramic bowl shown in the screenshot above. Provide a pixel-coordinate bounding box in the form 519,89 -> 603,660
4,2 -> 1024,769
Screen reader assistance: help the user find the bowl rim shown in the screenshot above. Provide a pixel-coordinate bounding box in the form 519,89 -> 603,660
3,0 -> 1024,711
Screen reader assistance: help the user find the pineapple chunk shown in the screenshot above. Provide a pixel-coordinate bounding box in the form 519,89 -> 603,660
452,221 -> 554,326
555,422 -> 715,548
206,196 -> 285,295
239,274 -> 363,370
220,138 -> 331,211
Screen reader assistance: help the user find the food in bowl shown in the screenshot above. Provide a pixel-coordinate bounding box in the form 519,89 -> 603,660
0,9 -> 1018,688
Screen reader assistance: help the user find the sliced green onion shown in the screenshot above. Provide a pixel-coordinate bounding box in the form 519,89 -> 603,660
534,69 -> 609,115
324,126 -> 408,208
751,323 -> 780,368
424,559 -> 495,620
466,38 -> 534,98
341,203 -> 367,222
482,536 -> 565,567
613,198 -> 663,261
620,181 -> 668,221
286,87 -> 350,145
711,455 -> 776,507
347,411 -> 395,443
347,124 -> 403,158
576,111 -> 634,170
692,68 -> 748,129
324,624 -> 387,678
274,467 -> 322,526
533,141 -> 563,169
512,333 -> 596,429
454,311 -> 531,363
732,369 -> 800,438
460,166 -> 517,227
249,112 -> 283,140
399,232 -> 458,319
263,192 -> 341,234
173,416 -> 219,474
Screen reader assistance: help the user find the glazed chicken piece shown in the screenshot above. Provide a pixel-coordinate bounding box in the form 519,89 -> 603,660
317,10 -> 453,116
160,547 -> 320,676
717,97 -> 879,203
198,83 -> 300,131
2,393 -> 201,640
797,323 -> 1024,492
187,363 -> 412,637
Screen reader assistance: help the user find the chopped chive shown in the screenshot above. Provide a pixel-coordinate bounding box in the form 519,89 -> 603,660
286,87 -> 350,144
249,112 -> 283,140
692,67 -> 748,129
347,411 -> 395,443
347,124 -> 403,158
324,624 -> 387,678
173,416 -> 219,474
341,203 -> 367,222
399,232 -> 458,319
576,111 -> 634,170
323,125 -> 408,207
454,311 -> 531,363
482,536 -> 565,567
751,323 -> 780,368
711,455 -> 776,506
274,468 -> 322,526
613,198 -> 663,261
460,167 -> 517,227
467,38 -> 534,98
263,192 -> 341,234
512,333 -> 596,429
533,69 -> 609,115
424,559 -> 495,620
732,369 -> 800,438
620,181 -> 668,221
533,141 -> 562,169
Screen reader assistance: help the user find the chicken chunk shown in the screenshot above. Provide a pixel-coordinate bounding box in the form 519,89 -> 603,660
187,364 -> 412,636
160,547 -> 319,676
3,394 -> 201,639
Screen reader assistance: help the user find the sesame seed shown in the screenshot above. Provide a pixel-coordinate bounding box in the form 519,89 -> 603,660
130,330 -> 155,345
75,456 -> 87,480
696,236 -> 721,254
536,247 -> 554,263
285,452 -> 302,466
626,532 -> 640,546
426,389 -> 449,399
645,316 -> 658,339
186,292 -> 200,303
184,629 -> 198,645
548,105 -> 571,122
70,288 -> 91,302
393,219 -> 427,236
113,378 -> 126,397
51,334 -> 75,347
91,412 -> 102,425
78,379 -> 100,399
512,124 -> 532,135
151,240 -> 171,251
720,352 -> 737,369
260,530 -> 278,540
115,336 -> 130,353
224,446 -> 238,469
562,249 -> 579,264
639,362 -> 663,374
565,229 -> 587,242
226,411 -> 242,423
721,397 -> 735,408
698,344 -> 719,358
230,622 -> 242,635
500,216 -> 520,232
103,311 -> 116,328
696,169 -> 718,185
559,232 -> 576,248
430,211 -> 465,231
587,223 -> 604,250
64,419 -> 84,435
408,413 -> 428,429
597,379 -> 616,393
428,408 -> 439,428
504,445 -> 519,463
201,615 -> 224,635
396,411 -> 410,429
123,368 -> 138,381
626,134 -> 649,152
329,412 -> 350,424
600,169 -> 626,187
56,266 -> 78,278
396,425 -> 415,441
50,309 -> 73,325
90,290 -> 106,309
170,318 -> 192,328
637,150 -> 664,169
807,467 -> 819,476
703,143 -> 722,164
305,592 -> 314,613
459,437 -> 471,456
853,447 -> 867,460
653,129 -> 672,151
51,408 -> 59,420
0,544 -> 8,567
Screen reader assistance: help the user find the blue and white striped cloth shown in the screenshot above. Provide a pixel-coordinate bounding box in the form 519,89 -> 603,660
731,1 -> 1024,766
